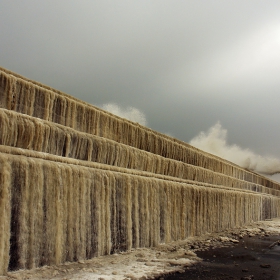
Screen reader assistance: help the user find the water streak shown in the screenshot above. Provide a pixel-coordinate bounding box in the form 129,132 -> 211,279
0,67 -> 279,275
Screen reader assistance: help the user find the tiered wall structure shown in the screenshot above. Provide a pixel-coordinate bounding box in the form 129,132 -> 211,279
0,67 -> 280,274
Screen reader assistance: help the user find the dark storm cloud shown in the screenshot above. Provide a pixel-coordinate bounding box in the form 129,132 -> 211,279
1,0 -> 280,162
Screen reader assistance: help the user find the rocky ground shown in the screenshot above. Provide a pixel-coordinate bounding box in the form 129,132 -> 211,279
2,218 -> 280,280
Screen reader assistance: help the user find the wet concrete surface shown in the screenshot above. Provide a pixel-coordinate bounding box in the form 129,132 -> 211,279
161,235 -> 280,280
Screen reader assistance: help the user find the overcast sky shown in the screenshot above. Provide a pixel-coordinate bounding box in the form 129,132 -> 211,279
1,1 -> 280,178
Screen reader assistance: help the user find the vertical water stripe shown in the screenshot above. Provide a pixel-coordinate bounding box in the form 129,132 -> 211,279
0,157 -> 11,274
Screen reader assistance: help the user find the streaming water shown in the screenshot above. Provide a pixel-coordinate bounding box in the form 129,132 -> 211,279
0,67 -> 279,275
0,108 -> 279,197
1,68 -> 279,190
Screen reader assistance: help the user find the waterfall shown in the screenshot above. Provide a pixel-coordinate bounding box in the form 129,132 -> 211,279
0,66 -> 279,274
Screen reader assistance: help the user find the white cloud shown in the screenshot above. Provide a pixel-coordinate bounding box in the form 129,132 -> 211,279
190,122 -> 280,175
101,103 -> 147,126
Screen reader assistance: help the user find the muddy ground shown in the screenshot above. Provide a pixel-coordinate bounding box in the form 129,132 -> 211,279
161,234 -> 280,280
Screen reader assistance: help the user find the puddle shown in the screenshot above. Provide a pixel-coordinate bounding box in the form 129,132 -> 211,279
161,235 -> 280,280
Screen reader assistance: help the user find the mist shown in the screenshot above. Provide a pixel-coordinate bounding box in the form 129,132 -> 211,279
101,103 -> 147,126
190,122 -> 280,175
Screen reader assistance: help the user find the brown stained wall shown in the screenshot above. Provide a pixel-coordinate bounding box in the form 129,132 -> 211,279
0,152 -> 279,273
0,66 -> 280,274
0,108 -> 279,196
0,69 -> 279,190
1,145 -> 279,200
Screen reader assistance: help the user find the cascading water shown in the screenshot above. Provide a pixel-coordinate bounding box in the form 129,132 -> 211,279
0,67 -> 279,275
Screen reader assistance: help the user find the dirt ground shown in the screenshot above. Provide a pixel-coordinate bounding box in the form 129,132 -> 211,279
2,218 -> 280,280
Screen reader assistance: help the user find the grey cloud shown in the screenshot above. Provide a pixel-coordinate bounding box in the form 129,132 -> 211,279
1,0 -> 280,168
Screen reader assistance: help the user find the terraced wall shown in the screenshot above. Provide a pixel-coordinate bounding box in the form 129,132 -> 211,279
0,67 -> 279,274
